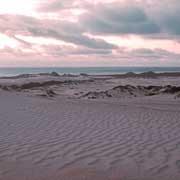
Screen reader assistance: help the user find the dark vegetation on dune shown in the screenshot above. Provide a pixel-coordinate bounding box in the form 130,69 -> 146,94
0,72 -> 60,79
0,79 -> 93,97
0,83 -> 180,99
0,71 -> 180,98
112,71 -> 180,78
82,85 -> 180,99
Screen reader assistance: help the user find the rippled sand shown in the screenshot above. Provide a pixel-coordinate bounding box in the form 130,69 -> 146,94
0,72 -> 180,180
0,90 -> 180,180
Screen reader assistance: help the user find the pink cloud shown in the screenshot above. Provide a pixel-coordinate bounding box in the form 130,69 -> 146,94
0,0 -> 180,66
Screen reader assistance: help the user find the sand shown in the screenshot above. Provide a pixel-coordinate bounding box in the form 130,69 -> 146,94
0,73 -> 180,180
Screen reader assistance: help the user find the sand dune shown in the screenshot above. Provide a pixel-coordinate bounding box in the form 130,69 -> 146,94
82,85 -> 180,99
1,72 -> 180,99
0,73 -> 180,180
0,89 -> 180,180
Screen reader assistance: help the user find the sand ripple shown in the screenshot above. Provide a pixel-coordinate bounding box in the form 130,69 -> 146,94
0,92 -> 180,180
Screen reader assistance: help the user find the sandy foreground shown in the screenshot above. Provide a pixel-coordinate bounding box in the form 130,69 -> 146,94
0,72 -> 180,180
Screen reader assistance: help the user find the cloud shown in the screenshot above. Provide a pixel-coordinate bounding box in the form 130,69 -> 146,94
80,4 -> 160,35
28,27 -> 117,49
40,44 -> 112,57
0,45 -> 40,58
118,48 -> 180,61
1,43 -> 180,66
130,48 -> 179,59
0,14 -> 118,50
158,11 -> 180,36
1,0 -> 180,66
28,0 -> 180,38
77,0 -> 180,39
36,0 -> 77,12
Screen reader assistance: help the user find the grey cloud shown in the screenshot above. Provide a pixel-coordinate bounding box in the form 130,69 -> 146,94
79,4 -> 161,35
81,13 -> 160,35
129,48 -> 180,60
24,0 -> 180,38
28,27 -> 117,49
1,0 -> 180,63
41,45 -> 112,57
35,0 -> 180,38
77,0 -> 180,39
148,0 -> 180,36
72,48 -> 112,55
0,14 -> 117,50
0,44 -> 112,58
101,6 -> 147,23
160,13 -> 180,35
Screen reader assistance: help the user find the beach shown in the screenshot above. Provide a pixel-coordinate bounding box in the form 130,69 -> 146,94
0,72 -> 180,180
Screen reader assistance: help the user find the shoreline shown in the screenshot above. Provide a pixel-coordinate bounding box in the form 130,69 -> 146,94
1,67 -> 180,77
0,71 -> 180,78
1,70 -> 180,78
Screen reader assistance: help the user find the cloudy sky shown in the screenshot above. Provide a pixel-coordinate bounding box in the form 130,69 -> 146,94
0,0 -> 180,67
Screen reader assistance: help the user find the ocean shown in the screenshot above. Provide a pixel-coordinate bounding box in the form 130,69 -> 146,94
0,67 -> 180,77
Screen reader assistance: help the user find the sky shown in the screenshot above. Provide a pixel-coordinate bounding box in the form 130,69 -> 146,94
0,0 -> 180,67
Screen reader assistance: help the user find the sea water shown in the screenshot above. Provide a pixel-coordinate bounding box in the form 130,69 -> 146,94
0,67 -> 180,77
